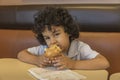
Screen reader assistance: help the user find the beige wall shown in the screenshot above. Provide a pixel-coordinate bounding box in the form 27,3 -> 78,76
22,0 -> 120,4
0,0 -> 119,6
0,0 -> 22,5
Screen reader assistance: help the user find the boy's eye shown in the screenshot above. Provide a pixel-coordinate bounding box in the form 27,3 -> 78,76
44,37 -> 50,40
54,33 -> 60,36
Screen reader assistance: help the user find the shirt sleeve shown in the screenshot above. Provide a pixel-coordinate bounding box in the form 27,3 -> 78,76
27,45 -> 47,55
78,41 -> 99,60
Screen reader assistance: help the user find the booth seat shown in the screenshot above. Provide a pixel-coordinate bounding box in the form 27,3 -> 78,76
0,29 -> 120,76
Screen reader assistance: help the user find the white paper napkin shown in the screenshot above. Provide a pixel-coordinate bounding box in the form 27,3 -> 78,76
28,67 -> 87,80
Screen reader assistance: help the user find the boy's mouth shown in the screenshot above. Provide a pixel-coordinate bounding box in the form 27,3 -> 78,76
56,44 -> 62,50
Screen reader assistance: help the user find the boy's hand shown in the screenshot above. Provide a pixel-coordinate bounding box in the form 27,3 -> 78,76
36,55 -> 52,67
52,54 -> 75,70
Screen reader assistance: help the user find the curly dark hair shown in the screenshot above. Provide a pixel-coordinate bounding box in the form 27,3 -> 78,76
33,7 -> 80,45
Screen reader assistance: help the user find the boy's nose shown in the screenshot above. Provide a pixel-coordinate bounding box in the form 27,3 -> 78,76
50,37 -> 57,45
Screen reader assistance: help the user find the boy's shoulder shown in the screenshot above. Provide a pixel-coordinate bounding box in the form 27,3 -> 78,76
71,39 -> 87,46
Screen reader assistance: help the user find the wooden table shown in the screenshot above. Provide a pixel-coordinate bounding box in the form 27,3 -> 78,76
0,58 -> 108,80
110,73 -> 120,80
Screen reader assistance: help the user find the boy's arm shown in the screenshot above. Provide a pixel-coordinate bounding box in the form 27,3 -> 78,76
17,49 -> 48,67
52,54 -> 109,70
73,54 -> 110,70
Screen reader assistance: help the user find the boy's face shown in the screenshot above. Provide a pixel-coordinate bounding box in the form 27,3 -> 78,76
42,26 -> 70,53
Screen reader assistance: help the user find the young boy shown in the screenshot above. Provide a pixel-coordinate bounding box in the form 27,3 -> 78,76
17,7 -> 109,70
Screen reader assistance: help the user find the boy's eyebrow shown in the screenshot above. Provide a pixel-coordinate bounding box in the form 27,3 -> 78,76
43,35 -> 48,37
42,29 -> 61,37
52,29 -> 60,33
42,33 -> 48,37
